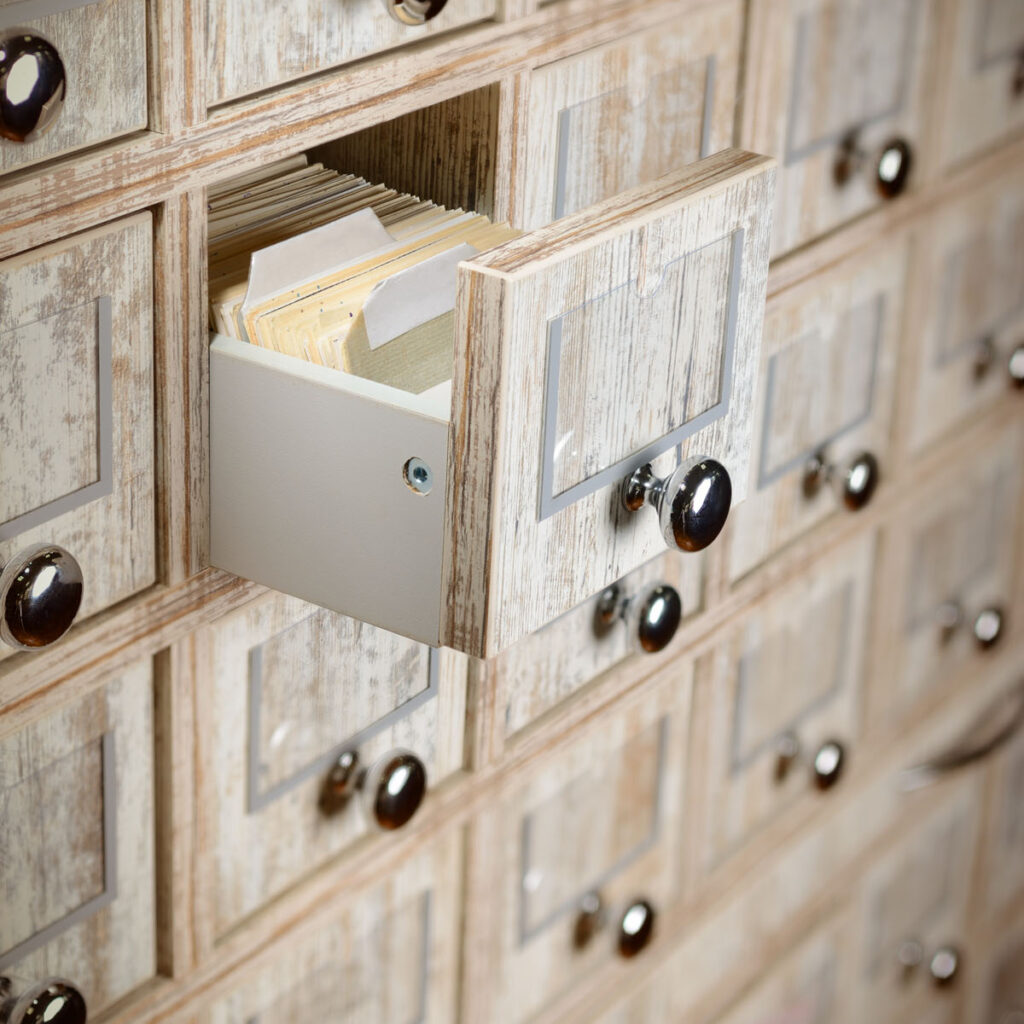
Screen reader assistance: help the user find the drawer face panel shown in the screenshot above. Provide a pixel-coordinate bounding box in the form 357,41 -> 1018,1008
690,531 -> 874,877
981,928 -> 1024,1024
941,0 -> 1024,167
903,170 -> 1024,454
870,421 -> 1023,726
202,833 -> 461,1024
0,0 -> 147,174
208,0 -> 497,104
464,673 -> 689,1024
0,660 -> 155,1014
982,712 -> 1024,919
746,0 -> 936,257
519,4 -> 742,229
725,237 -> 906,582
0,214 -> 154,661
194,592 -> 466,937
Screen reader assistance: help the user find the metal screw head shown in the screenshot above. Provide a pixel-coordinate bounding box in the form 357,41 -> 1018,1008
364,749 -> 426,830
0,32 -> 66,143
1009,344 -> 1024,388
812,740 -> 845,790
634,584 -> 682,654
403,457 -> 433,495
319,749 -> 361,816
659,458 -> 732,553
842,451 -> 880,511
929,945 -> 961,987
833,129 -> 863,187
876,138 -> 913,199
572,891 -> 606,951
594,584 -> 623,633
383,0 -> 448,24
617,899 -> 656,958
802,448 -> 830,500
4,979 -> 87,1024
0,544 -> 83,650
973,606 -> 1004,650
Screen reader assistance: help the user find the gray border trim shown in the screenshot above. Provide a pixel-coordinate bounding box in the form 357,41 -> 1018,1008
516,716 -> 668,946
538,228 -> 742,521
756,293 -> 885,489
783,0 -> 920,165
974,0 -> 1024,69
0,295 -> 114,542
0,732 -> 117,970
551,55 -> 718,222
729,581 -> 854,775
0,0 -> 98,28
246,642 -> 439,813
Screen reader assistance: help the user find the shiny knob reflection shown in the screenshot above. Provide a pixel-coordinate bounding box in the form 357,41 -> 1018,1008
774,733 -> 846,791
833,130 -> 913,199
617,899 -> 656,958
973,607 -> 1004,650
802,448 -> 879,511
0,33 -> 66,143
0,544 -> 83,650
572,891 -> 606,950
929,946 -> 961,987
320,747 -> 426,830
933,601 -> 1004,651
383,0 -> 448,24
622,457 -> 732,553
1010,345 -> 1024,388
0,977 -> 87,1024
595,581 -> 682,654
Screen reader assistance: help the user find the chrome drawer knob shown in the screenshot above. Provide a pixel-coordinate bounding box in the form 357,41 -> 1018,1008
622,457 -> 731,553
595,581 -> 682,654
802,448 -> 879,511
929,945 -> 961,987
934,601 -> 1004,650
383,0 -> 448,25
774,733 -> 846,790
0,33 -> 66,143
0,977 -> 87,1024
320,748 -> 426,830
833,131 -> 913,199
617,899 -> 656,958
572,891 -> 606,950
973,606 -> 1004,650
0,544 -> 83,650
1009,344 -> 1024,388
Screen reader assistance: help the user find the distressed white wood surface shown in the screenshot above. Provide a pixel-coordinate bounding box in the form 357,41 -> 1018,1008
445,150 -> 776,657
965,910 -> 1024,1024
0,658 -> 154,1015
0,214 -> 155,664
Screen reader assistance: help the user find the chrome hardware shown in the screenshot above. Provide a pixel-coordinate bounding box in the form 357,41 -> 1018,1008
935,600 -> 964,644
973,606 -> 1004,649
833,130 -> 913,199
572,891 -> 607,950
0,32 -> 66,143
622,457 -> 731,553
383,0 -> 448,25
774,732 -> 845,790
595,580 -> 682,654
1010,344 -> 1024,389
933,600 -> 1004,650
320,748 -> 426,830
900,681 -> 1024,791
802,448 -> 879,511
617,899 -> 656,958
928,945 -> 961,987
0,977 -> 87,1024
897,939 -> 925,973
0,544 -> 83,650
403,457 -> 433,495
973,335 -> 997,381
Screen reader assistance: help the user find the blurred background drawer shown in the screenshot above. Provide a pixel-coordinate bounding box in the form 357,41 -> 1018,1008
0,0 -> 146,174
193,591 -> 467,940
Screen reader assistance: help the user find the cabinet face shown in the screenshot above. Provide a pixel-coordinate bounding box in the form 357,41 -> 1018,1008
0,214 -> 154,663
519,4 -> 742,229
689,531 -> 875,878
201,832 -> 462,1024
981,715 -> 1024,920
902,169 -> 1024,455
193,591 -> 466,939
725,237 -> 907,583
463,671 -> 690,1024
745,0 -> 937,257
0,660 -> 155,1015
979,925 -> 1024,1024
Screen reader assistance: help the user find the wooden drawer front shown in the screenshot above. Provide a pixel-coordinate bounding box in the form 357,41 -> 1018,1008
746,0 -> 936,257
208,0 -> 496,104
202,832 -> 462,1024
852,777 -> 981,1023
870,421 -> 1023,727
981,710 -> 1024,921
977,925 -> 1024,1024
0,215 -> 154,661
725,237 -> 907,583
464,672 -> 689,1024
496,550 -> 705,742
690,530 -> 874,878
194,591 -> 466,938
903,170 -> 1024,455
0,659 -> 155,1014
518,3 -> 742,230
940,0 -> 1024,168
0,0 -> 146,175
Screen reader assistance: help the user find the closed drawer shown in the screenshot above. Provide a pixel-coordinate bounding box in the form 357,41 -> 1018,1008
902,168 -> 1024,456
0,214 -> 155,662
970,917 -> 1024,1024
745,0 -> 937,257
198,831 -> 462,1024
688,530 -> 875,881
192,591 -> 466,939
208,0 -> 497,105
869,420 -> 1023,729
939,0 -> 1024,168
211,151 -> 776,658
0,0 -> 147,174
462,666 -> 690,1024
518,2 -> 742,229
724,235 -> 907,583
0,659 -> 155,1017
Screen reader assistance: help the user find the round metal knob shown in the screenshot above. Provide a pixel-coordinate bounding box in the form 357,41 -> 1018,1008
383,0 -> 448,24
929,945 -> 961,987
572,891 -> 606,950
622,457 -> 732,553
596,581 -> 682,654
0,544 -> 83,650
0,33 -> 66,143
973,606 -> 1004,650
811,739 -> 845,790
897,939 -> 925,973
875,138 -> 913,199
319,748 -> 426,830
617,899 -> 656,958
0,978 -> 86,1024
1009,344 -> 1024,388
802,449 -> 879,511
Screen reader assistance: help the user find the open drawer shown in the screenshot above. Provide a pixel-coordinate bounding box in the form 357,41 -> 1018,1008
210,150 -> 775,657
